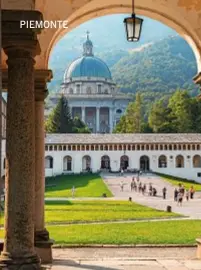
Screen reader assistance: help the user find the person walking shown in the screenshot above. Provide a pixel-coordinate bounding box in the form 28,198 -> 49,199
190,186 -> 195,199
120,180 -> 124,192
186,189 -> 189,201
162,187 -> 167,199
174,188 -> 178,202
177,192 -> 183,206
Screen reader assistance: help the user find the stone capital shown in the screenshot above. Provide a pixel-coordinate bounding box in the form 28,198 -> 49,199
35,69 -> 53,101
2,9 -> 43,57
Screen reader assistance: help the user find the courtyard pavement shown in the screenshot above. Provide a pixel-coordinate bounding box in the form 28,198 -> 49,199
47,247 -> 201,269
102,173 -> 201,219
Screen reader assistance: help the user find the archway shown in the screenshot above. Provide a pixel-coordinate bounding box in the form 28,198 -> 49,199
82,155 -> 91,171
158,155 -> 167,168
101,155 -> 110,170
63,156 -> 72,171
176,155 -> 184,168
45,156 -> 53,169
140,155 -> 150,171
193,155 -> 201,168
120,155 -> 129,170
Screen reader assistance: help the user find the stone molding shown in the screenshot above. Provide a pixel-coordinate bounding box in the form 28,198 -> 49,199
35,69 -> 53,101
2,9 -> 43,57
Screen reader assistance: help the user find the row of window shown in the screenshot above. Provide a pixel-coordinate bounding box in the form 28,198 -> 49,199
44,154 -> 201,170
64,84 -> 114,95
45,143 -> 201,152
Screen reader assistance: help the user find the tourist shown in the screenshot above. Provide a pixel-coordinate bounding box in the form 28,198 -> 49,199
153,188 -> 157,196
120,180 -> 124,191
185,189 -> 189,201
162,187 -> 167,199
177,192 -> 183,206
181,185 -> 185,196
190,186 -> 195,199
131,180 -> 134,191
72,186 -> 75,198
133,181 -> 137,192
174,188 -> 178,201
139,182 -> 142,192
142,183 -> 146,195
137,174 -> 140,182
121,168 -> 124,176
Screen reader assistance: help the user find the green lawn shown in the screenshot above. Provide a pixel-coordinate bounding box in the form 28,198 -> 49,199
157,173 -> 201,191
45,200 -> 180,224
0,220 -> 199,245
45,174 -> 112,197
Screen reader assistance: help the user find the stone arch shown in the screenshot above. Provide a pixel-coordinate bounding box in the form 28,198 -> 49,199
63,155 -> 72,171
45,156 -> 53,169
120,155 -> 129,170
101,155 -> 110,170
158,155 -> 167,168
140,155 -> 150,171
176,155 -> 184,168
39,0 -> 201,74
82,155 -> 91,171
193,155 -> 201,168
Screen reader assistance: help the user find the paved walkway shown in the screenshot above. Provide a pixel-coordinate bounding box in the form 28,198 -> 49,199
46,247 -> 201,269
102,173 -> 201,219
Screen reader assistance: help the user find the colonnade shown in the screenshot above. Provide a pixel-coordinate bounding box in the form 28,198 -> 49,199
0,10 -> 53,269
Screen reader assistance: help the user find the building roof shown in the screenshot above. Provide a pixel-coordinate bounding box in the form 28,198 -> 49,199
45,133 -> 201,144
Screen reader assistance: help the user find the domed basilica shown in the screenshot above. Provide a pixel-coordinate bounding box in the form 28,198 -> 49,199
60,32 -> 131,133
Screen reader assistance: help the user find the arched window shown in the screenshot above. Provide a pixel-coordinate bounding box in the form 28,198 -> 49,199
158,155 -> 167,168
45,156 -> 53,169
193,155 -> 201,168
116,109 -> 122,114
63,156 -> 72,171
120,155 -> 129,170
82,155 -> 91,171
176,155 -> 184,168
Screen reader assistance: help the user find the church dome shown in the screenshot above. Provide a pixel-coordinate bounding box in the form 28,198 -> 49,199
64,32 -> 112,82
65,56 -> 112,80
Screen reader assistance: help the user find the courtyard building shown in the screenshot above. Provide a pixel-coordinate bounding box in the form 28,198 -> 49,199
41,133 -> 201,182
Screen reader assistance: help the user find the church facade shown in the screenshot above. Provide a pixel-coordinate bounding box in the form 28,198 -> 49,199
42,133 -> 201,183
60,33 -> 131,133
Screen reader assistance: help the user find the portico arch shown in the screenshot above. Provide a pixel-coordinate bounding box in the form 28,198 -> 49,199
120,155 -> 129,170
158,155 -> 167,168
33,0 -> 201,75
45,156 -> 53,169
63,155 -> 72,171
101,155 -> 110,170
193,155 -> 201,168
140,155 -> 150,171
82,155 -> 91,171
176,155 -> 184,168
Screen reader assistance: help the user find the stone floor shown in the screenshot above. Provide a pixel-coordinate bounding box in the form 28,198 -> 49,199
46,247 -> 201,269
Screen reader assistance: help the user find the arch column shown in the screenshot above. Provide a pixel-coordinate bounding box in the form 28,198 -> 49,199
194,73 -> 201,98
34,70 -> 54,264
0,10 -> 43,269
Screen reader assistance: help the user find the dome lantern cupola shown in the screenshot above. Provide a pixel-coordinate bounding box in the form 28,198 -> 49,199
83,31 -> 93,56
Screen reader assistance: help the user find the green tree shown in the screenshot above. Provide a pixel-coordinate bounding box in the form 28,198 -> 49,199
72,116 -> 91,133
190,97 -> 201,132
113,115 -> 127,133
45,95 -> 73,133
168,90 -> 193,132
148,99 -> 176,133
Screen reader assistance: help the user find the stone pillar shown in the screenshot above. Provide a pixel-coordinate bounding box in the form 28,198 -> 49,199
96,107 -> 100,133
81,106 -> 85,122
0,10 -> 43,269
109,107 -> 113,133
34,70 -> 54,264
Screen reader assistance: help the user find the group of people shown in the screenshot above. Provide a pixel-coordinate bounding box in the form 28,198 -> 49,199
174,184 -> 195,206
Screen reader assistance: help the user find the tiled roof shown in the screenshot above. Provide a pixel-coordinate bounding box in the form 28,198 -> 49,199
45,133 -> 201,144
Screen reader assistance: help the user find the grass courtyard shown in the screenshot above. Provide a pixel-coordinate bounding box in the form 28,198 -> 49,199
0,220 -> 200,245
45,200 -> 179,224
45,173 -> 112,198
